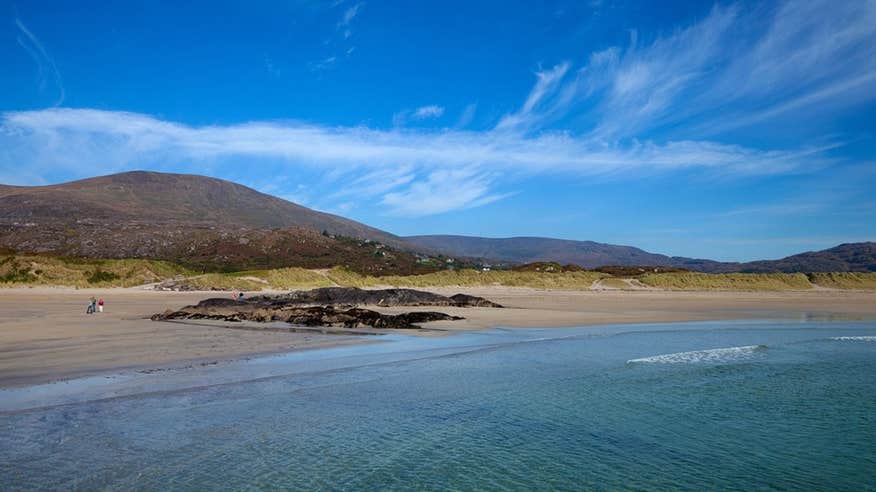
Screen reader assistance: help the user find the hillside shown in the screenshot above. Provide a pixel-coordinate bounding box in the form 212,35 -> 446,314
0,171 -> 406,248
734,242 -> 876,273
405,235 -> 876,273
3,172 -> 872,274
404,235 -> 723,270
0,171 -> 444,273
0,223 -> 442,274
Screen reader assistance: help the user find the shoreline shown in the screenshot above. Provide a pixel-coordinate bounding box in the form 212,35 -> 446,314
1,286 -> 875,389
4,318 -> 876,415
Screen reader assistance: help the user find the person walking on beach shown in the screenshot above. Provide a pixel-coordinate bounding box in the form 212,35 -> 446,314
98,298 -> 104,313
87,297 -> 97,314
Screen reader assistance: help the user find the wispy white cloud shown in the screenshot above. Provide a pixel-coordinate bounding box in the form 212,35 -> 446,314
714,203 -> 824,218
338,3 -> 362,29
15,18 -> 65,106
3,108 -> 830,175
309,56 -> 337,72
496,62 -> 570,132
412,105 -> 445,120
0,107 -> 834,216
393,105 -> 445,126
506,0 -> 876,140
312,1 -> 363,71
2,0 -> 869,218
456,103 -> 477,128
381,169 -> 510,216
328,166 -> 416,200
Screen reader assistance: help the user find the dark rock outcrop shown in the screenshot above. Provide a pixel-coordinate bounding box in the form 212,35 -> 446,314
252,287 -> 503,308
152,304 -> 462,329
447,293 -> 504,308
150,288 -> 502,329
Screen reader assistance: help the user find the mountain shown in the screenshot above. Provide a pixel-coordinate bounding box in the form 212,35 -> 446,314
0,171 -> 405,248
3,172 -> 872,274
405,235 -> 876,273
732,242 -> 876,273
0,171 -> 436,273
403,235 -> 720,269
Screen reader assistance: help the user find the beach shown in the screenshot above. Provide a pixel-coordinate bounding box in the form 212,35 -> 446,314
1,286 -> 875,388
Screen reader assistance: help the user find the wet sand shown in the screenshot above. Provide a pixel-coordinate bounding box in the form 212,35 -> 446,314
1,287 -> 875,387
0,288 -> 367,388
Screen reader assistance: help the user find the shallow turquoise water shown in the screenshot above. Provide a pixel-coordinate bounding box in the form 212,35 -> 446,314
2,320 -> 876,490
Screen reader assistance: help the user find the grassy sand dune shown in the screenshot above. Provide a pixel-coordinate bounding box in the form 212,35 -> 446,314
3,253 -> 876,291
0,254 -> 191,288
596,277 -> 633,289
807,272 -> 876,289
638,272 -> 814,290
325,268 -> 607,290
184,268 -> 335,291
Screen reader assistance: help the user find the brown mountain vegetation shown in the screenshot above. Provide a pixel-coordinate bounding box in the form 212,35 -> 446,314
0,170 -> 405,247
406,235 -> 876,273
0,171 -> 445,273
2,172 -> 872,274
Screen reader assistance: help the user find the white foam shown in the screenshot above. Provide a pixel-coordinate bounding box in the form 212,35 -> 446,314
830,336 -> 876,341
627,345 -> 767,364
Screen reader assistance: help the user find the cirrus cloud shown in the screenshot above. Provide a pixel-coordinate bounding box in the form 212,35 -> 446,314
2,0 -> 871,217
0,107 -> 835,215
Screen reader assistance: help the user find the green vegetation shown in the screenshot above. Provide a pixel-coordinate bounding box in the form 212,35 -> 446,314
807,272 -> 876,290
511,262 -> 585,273
185,268 -> 335,291
181,274 -> 267,291
87,269 -> 121,284
593,265 -> 689,276
638,272 -> 814,290
322,267 -> 376,288
3,251 -> 874,291
0,254 -> 192,287
0,258 -> 38,283
326,267 -> 607,289
257,267 -> 335,289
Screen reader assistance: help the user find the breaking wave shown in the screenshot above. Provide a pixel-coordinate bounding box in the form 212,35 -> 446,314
628,345 -> 768,364
829,336 -> 876,341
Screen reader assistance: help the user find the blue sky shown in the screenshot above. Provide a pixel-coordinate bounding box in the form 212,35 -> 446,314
1,0 -> 874,261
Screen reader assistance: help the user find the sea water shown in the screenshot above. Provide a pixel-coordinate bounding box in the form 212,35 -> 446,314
1,320 -> 875,490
